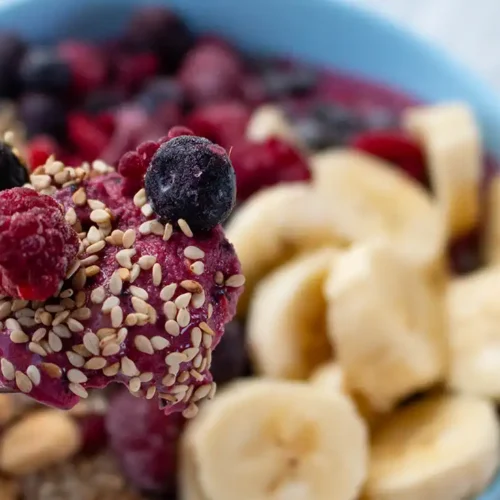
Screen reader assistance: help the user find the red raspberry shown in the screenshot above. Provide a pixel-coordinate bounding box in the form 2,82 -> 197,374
0,187 -> 79,300
78,413 -> 108,455
26,135 -> 59,169
186,101 -> 251,149
106,390 -> 185,493
94,111 -> 116,137
67,112 -> 108,162
115,52 -> 159,94
164,125 -> 194,140
351,131 -> 427,184
178,38 -> 243,105
231,137 -> 311,200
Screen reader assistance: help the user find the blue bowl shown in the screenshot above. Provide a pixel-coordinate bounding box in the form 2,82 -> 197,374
0,0 -> 499,498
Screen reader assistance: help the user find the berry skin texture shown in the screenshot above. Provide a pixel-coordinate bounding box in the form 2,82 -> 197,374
145,135 -> 236,232
106,389 -> 185,493
165,125 -> 195,140
0,141 -> 29,190
0,188 -> 80,300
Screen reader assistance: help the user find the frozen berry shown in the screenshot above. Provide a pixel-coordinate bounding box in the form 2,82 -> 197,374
231,137 -> 310,200
106,390 -> 185,493
352,130 -> 427,184
179,39 -> 244,105
0,33 -> 26,98
0,141 -> 29,190
115,52 -> 159,94
19,93 -> 67,140
20,48 -> 71,95
84,88 -> 124,114
137,77 -> 184,115
145,135 -> 236,232
67,112 -> 108,162
78,413 -> 107,455
124,6 -> 193,72
186,101 -> 251,149
260,63 -> 318,99
165,125 -> 194,140
211,320 -> 248,385
0,187 -> 80,300
26,135 -> 59,169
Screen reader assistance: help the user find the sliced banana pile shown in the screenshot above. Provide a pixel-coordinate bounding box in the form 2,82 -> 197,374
181,102 -> 500,499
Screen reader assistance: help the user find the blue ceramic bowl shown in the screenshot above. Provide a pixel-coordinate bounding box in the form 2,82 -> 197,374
0,0 -> 498,498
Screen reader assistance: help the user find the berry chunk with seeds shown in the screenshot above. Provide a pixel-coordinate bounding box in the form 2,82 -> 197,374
0,141 -> 29,190
145,135 -> 236,232
0,187 -> 79,300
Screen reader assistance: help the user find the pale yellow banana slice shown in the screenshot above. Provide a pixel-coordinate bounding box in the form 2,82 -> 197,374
484,174 -> 500,265
325,239 -> 446,412
248,248 -> 338,380
310,361 -> 345,393
226,183 -> 344,315
246,104 -> 301,145
186,379 -> 368,500
404,103 -> 482,238
447,266 -> 500,399
310,149 -> 444,273
179,439 -> 208,500
365,394 -> 500,500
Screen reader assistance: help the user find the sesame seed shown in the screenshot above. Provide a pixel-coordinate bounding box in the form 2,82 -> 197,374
122,229 -> 136,249
165,352 -> 187,367
163,301 -> 177,320
163,223 -> 173,241
1,359 -> 14,380
87,199 -> 105,210
175,293 -> 192,309
151,336 -> 170,350
129,377 -> 142,393
60,297 -> 76,310
68,368 -> 88,384
53,310 -> 71,327
129,264 -> 140,283
59,289 -> 74,299
134,335 -> 154,355
133,188 -> 147,207
83,332 -> 100,356
178,371 -> 189,383
180,280 -> 203,294
208,303 -> 213,318
86,240 -> 106,255
67,318 -> 85,333
151,220 -> 165,236
12,302 -> 30,314
85,265 -> 100,277
15,371 -> 33,393
116,249 -> 136,269
75,291 -> 86,308
193,354 -> 203,369
84,357 -> 107,370
160,284 -> 177,302
32,328 -> 47,342
130,286 -> 149,301
147,305 -> 157,324
41,363 -> 62,379
190,261 -> 205,275
72,268 -> 87,290
190,327 -> 202,347
190,370 -> 204,382
177,309 -> 190,328
183,403 -> 199,419
203,333 -> 213,348
6,318 -> 21,331
152,263 -> 162,286
18,317 -> 36,328
125,314 -> 138,327
72,187 -> 87,206
31,174 -> 51,190
71,307 -> 91,321
109,271 -> 123,295
48,331 -> 63,352
136,373 -> 152,384
141,203 -> 153,217
10,330 -> 28,344
146,386 -> 156,399
138,255 -> 156,270
103,363 -> 120,377
96,328 -> 116,340
0,301 -> 12,320
171,384 -> 189,395
87,226 -> 102,244
67,351 -> 85,368
73,344 -> 92,357
139,221 -> 152,235
199,322 -> 215,336
135,313 -> 149,326
102,298 -> 119,316
191,291 -> 206,309
226,274 -> 246,287
184,347 -> 199,361
193,384 -> 212,402
165,320 -> 180,336
214,271 -> 224,285
39,311 -> 53,327
160,393 -> 177,402
131,296 -> 149,315
121,356 -> 139,377
69,383 -> 88,399
80,255 -> 99,267
184,246 -> 205,260
90,209 -> 110,224
162,373 -> 176,386
53,324 -> 71,338
116,328 -> 128,344
118,268 -> 130,281
65,207 -> 77,225
111,306 -> 124,328
102,343 -> 120,357
178,219 -> 193,237
66,260 -> 81,279
168,364 -> 180,376
108,230 -> 124,246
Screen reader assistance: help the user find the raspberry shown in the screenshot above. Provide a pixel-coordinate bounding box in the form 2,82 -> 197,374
351,131 -> 428,185
186,101 -> 251,149
0,188 -> 79,300
179,39 -> 244,105
115,52 -> 159,94
165,125 -> 194,140
78,413 -> 108,455
67,112 -> 108,162
106,390 -> 185,493
26,135 -> 59,169
231,137 -> 311,200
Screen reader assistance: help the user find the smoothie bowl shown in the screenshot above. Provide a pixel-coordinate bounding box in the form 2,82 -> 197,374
0,0 -> 496,499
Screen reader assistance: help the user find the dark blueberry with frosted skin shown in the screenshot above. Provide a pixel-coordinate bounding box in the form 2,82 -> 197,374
0,32 -> 26,98
145,135 -> 236,232
19,93 -> 67,140
137,77 -> 184,115
0,141 -> 29,191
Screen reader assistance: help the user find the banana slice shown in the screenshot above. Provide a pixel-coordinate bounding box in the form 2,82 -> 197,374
311,149 -> 444,273
248,248 -> 338,380
447,266 -> 500,399
310,361 -> 345,393
186,379 -> 368,500
246,104 -> 301,145
325,239 -> 446,411
404,103 -> 482,238
484,174 -> 500,265
365,394 -> 500,500
180,439 -> 208,500
226,183 -> 344,315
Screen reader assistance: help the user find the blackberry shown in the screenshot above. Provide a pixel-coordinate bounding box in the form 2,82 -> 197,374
0,141 -> 29,191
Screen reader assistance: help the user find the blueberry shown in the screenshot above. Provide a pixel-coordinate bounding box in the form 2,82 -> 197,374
136,77 -> 184,115
260,64 -> 318,99
0,33 -> 26,98
19,93 -> 67,140
0,141 -> 29,191
145,136 -> 236,232
20,48 -> 71,95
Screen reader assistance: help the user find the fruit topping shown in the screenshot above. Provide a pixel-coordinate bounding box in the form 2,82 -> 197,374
0,140 -> 29,190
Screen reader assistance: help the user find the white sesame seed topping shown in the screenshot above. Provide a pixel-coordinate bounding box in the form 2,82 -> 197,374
160,283 -> 177,302
108,230 -> 124,246
184,347 -> 200,361
84,357 -> 107,370
225,274 -> 246,287
130,286 -> 149,301
116,328 -> 128,344
48,331 -> 63,352
193,384 -> 212,402
129,264 -> 141,283
171,384 -> 189,395
121,356 -> 139,377
190,370 -> 204,382
163,223 -> 173,241
67,318 -> 85,333
90,209 -> 111,224
165,320 -> 180,336
141,203 -> 153,217
178,371 -> 189,383
80,255 -> 99,267
71,307 -> 91,321
191,291 -> 206,309
32,328 -> 47,342
184,246 -> 205,260
87,199 -> 105,210
0,301 -> 12,320
59,289 -> 74,299
214,271 -> 224,285
175,293 -> 192,309
118,268 -> 130,281
83,332 -> 100,356
1,359 -> 15,380
162,373 -> 176,386
151,220 -> 164,236
164,301 -> 177,320
31,174 -> 51,190
134,335 -> 154,355
65,207 -> 77,225
68,368 -> 88,384
67,351 -> 85,368
151,336 -> 170,350
178,219 -> 193,237
53,324 -> 71,338
139,221 -> 153,235
190,261 -> 205,275
116,249 -> 136,269
125,314 -> 138,327
129,377 -> 142,393
191,327 -> 202,348
138,255 -> 156,270
15,371 -> 33,393
133,188 -> 147,208
109,272 -> 123,296
29,341 -> 47,357
131,297 -> 149,315
69,383 -> 88,399
87,226 -> 103,244
103,363 -> 120,377
166,352 -> 188,367
199,322 -> 215,336
122,229 -> 136,249
10,330 -> 28,343
85,265 -> 100,277
102,343 -> 120,357
203,333 -> 213,348
111,306 -> 124,328
180,280 -> 203,293
66,260 -> 81,280
152,263 -> 162,286
86,240 -> 106,255
138,372 -> 153,383
177,308 -> 190,328
183,403 -> 199,419
6,318 -> 21,331
72,187 -> 87,206
26,365 -> 41,386
146,386 -> 156,399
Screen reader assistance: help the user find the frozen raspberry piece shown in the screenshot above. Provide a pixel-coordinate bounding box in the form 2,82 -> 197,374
0,141 -> 29,190
0,187 -> 79,300
78,413 -> 107,455
107,390 -> 184,492
115,52 -> 159,94
186,101 -> 251,149
165,125 -> 194,140
145,136 -> 236,231
179,39 -> 244,105
352,131 -> 428,184
67,112 -> 108,162
231,137 -> 311,200
26,136 -> 60,170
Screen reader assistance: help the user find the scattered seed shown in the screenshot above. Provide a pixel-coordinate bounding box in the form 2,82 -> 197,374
163,301 -> 177,320
85,265 -> 100,277
138,255 -> 156,270
134,335 -> 154,355
130,286 -> 148,301
72,268 -> 87,290
122,229 -> 136,249
190,261 -> 205,276
180,280 -> 203,293
10,330 -> 28,344
53,324 -> 71,338
147,305 -> 157,324
193,384 -> 212,402
146,386 -> 156,399
103,363 -> 119,377
71,307 -> 91,321
190,370 -> 204,382
191,291 -> 206,309
59,289 -> 74,299
129,377 -> 142,393
118,268 -> 130,281
87,226 -> 102,244
184,246 -> 205,261
67,351 -> 85,368
69,383 -> 88,399
125,314 -> 138,327
86,240 -> 106,255
5,318 -> 20,331
121,356 -> 139,377
134,313 -> 149,326
72,187 -> 87,206
151,220 -> 164,236
67,318 -> 84,333
28,341 -> 47,356
18,317 -> 36,328
32,328 -> 47,342
84,357 -> 107,370
133,188 -> 147,207
102,343 -> 120,357
141,203 -> 153,217
151,336 -> 170,350
80,255 -> 99,267
177,308 -> 190,328
131,297 -> 149,315
139,221 -> 152,235
214,271 -> 224,285
199,322 -> 215,336
171,384 -> 189,395
184,347 -> 200,361
15,371 -> 33,393
160,284 -> 177,302
178,219 -> 193,237
111,306 -> 124,328
163,223 -> 173,241
66,260 -> 81,280
75,291 -> 86,308
225,274 -> 246,287
116,249 -> 136,269
65,207 -> 77,225
183,403 -> 199,419
165,320 -> 180,336
41,362 -> 62,379
152,263 -> 162,286
177,371 -> 189,383
83,332 -> 100,356
175,293 -> 192,309
108,229 -> 124,246
165,352 -> 187,367
90,209 -> 110,224
109,271 -> 123,295
68,368 -> 88,384
207,303 -> 213,318
203,333 -> 213,349
48,331 -> 63,352
129,264 -> 140,283
0,301 -> 11,320
73,344 -> 92,357
87,199 -> 105,210
190,327 -> 202,348
1,359 -> 14,380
